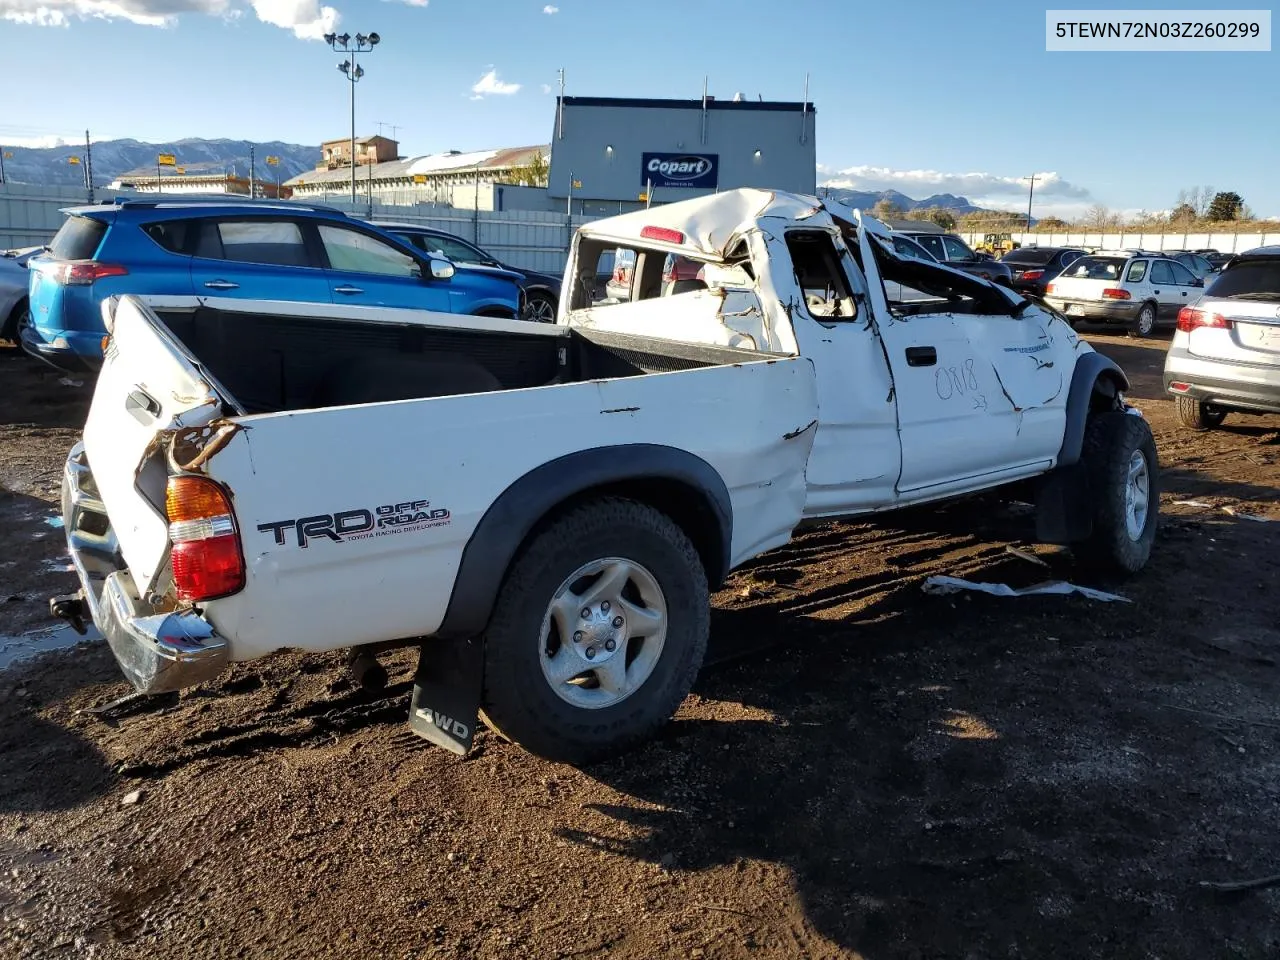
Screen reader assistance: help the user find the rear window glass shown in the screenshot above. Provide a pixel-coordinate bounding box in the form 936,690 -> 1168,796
1002,248 -> 1058,265
49,216 -> 107,260
1127,260 -> 1148,282
1205,259 -> 1280,300
1062,257 -> 1126,281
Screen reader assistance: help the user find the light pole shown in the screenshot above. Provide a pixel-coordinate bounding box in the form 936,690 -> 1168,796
1024,174 -> 1040,235
325,30 -> 380,205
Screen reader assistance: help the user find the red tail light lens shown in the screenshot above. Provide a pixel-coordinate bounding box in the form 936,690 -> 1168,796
54,262 -> 128,285
1021,270 -> 1044,281
1101,288 -> 1131,300
639,226 -> 685,244
1177,306 -> 1232,332
166,475 -> 244,602
1044,283 -> 1056,295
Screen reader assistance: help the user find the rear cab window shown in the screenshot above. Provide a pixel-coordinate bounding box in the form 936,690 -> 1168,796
49,215 -> 108,261
784,231 -> 860,320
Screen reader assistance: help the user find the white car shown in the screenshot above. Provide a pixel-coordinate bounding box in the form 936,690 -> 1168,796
0,246 -> 41,343
1044,250 -> 1206,337
51,189 -> 1156,764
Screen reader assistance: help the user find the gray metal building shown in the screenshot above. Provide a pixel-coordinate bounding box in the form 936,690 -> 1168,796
547,95 -> 816,215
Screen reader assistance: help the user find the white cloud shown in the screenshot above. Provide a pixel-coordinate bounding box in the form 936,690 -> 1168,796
383,0 -> 425,5
821,164 -> 1091,203
250,0 -> 337,39
540,83 -> 552,94
470,68 -> 520,98
0,0 -> 340,38
542,4 -> 557,12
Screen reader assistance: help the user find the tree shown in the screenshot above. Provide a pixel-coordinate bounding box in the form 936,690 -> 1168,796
903,206 -> 956,231
499,149 -> 549,187
870,198 -> 904,221
1036,216 -> 1069,231
1206,191 -> 1244,222
1169,202 -> 1197,225
1081,204 -> 1122,230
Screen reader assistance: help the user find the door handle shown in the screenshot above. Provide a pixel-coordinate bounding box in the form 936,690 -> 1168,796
203,280 -> 239,290
125,388 -> 161,424
905,346 -> 937,367
333,285 -> 364,295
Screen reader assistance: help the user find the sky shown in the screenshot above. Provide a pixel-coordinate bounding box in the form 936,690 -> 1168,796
1,0 -> 1276,219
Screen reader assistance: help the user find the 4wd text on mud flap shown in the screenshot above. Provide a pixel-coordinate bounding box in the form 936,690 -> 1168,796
414,707 -> 470,740
258,499 -> 451,548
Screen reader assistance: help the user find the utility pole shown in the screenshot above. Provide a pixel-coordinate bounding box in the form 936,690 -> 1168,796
0,147 -> 6,185
326,30 -> 381,205
84,130 -> 94,203
249,144 -> 256,199
1024,174 -> 1040,234
557,67 -> 565,140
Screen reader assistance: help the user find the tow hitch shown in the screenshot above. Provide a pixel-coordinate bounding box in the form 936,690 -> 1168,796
49,592 -> 89,635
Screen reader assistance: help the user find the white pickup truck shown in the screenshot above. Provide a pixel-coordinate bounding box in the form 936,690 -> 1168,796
51,189 -> 1157,763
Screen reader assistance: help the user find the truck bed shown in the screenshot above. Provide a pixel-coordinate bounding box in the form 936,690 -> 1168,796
149,301 -> 774,415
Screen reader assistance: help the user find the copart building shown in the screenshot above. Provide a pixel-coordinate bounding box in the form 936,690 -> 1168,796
285,93 -> 816,214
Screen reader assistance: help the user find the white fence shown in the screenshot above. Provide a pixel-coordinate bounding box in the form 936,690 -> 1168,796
959,229 -> 1280,254
0,184 -> 602,275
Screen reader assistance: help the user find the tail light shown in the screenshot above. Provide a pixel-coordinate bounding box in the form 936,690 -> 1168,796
1177,306 -> 1232,332
1021,270 -> 1044,281
1044,283 -> 1056,295
1101,288 -> 1131,300
52,261 -> 128,285
166,475 -> 244,602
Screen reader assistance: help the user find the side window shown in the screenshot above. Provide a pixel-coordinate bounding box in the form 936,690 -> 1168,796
318,225 -> 420,278
1149,260 -> 1174,285
784,231 -> 858,320
209,221 -> 312,267
418,234 -> 486,264
917,235 -> 945,260
143,219 -> 194,255
940,236 -> 973,261
1169,261 -> 1197,285
1126,259 -> 1149,283
1060,250 -> 1083,267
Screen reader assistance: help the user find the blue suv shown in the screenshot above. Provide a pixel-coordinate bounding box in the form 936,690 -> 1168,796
23,198 -> 525,370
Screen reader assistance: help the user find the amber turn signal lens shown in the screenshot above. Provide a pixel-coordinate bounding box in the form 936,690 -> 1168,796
166,475 -> 233,523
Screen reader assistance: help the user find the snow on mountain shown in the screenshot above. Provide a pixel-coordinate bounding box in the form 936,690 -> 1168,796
0,138 -> 319,187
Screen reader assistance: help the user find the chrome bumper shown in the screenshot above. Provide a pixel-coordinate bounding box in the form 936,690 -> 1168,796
60,442 -> 230,694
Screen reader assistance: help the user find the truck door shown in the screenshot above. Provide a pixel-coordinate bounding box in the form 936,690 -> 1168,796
857,230 -> 1024,493
762,228 -> 902,516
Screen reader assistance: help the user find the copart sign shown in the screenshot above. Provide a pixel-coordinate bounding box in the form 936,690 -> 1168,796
641,152 -> 719,190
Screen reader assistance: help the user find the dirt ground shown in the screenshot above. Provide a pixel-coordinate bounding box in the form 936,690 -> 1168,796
2,331 -> 1279,960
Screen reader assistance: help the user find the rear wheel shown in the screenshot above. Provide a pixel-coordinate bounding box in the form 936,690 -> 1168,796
479,497 -> 709,763
1076,411 -> 1159,574
2,298 -> 28,344
1130,302 -> 1157,338
1175,395 -> 1227,430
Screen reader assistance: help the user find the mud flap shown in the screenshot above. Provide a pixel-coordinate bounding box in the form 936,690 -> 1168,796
407,637 -> 483,756
1034,461 -> 1092,544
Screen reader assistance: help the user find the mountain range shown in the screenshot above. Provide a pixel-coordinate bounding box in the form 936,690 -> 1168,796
0,138 -> 319,187
0,138 -> 995,217
819,187 -> 990,216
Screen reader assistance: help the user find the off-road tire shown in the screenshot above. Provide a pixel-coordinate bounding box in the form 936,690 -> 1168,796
1076,411 -> 1159,574
1175,395 -> 1227,430
479,497 -> 709,764
1130,302 -> 1157,338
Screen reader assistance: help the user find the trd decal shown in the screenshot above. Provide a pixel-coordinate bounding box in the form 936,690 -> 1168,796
258,499 -> 451,548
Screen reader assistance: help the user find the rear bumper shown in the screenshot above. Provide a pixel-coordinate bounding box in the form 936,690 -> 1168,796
1044,298 -> 1141,323
20,323 -> 104,372
1164,346 -> 1280,414
59,442 -> 229,693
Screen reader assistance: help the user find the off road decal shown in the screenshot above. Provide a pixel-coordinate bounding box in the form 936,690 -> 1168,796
258,499 -> 451,548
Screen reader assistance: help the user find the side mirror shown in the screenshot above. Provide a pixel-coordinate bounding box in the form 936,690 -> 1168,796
428,258 -> 455,280
1193,277 -> 1205,287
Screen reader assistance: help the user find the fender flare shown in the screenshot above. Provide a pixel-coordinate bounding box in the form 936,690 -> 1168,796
1055,351 -> 1131,467
435,444 -> 733,639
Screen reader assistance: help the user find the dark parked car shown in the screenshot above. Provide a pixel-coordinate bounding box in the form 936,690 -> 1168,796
894,230 -> 1014,286
373,221 -> 563,323
999,245 -> 1086,297
1167,251 -> 1221,282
